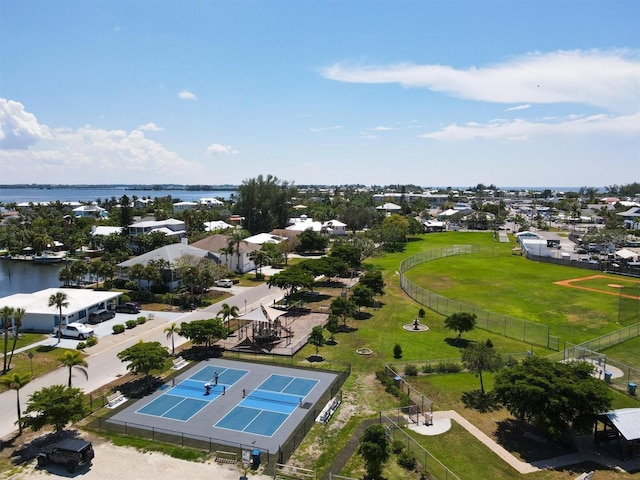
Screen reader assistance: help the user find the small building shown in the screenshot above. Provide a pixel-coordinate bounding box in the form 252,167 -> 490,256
595,408 -> 640,459
0,288 -> 121,332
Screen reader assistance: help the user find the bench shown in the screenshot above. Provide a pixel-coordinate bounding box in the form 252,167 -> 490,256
215,451 -> 237,464
172,356 -> 187,370
106,391 -> 126,409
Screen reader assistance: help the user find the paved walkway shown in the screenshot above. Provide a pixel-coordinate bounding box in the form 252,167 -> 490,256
408,410 -> 640,475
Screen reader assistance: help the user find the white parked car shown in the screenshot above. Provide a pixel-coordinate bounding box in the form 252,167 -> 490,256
53,322 -> 95,340
214,279 -> 233,288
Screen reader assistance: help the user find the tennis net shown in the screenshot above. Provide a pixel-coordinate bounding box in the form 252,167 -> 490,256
173,379 -> 223,394
242,388 -> 302,407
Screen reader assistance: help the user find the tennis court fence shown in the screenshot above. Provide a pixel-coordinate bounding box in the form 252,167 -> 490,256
399,245 -> 559,350
87,359 -> 350,475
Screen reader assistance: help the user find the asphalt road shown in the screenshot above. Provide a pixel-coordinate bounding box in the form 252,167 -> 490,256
0,282 -> 284,440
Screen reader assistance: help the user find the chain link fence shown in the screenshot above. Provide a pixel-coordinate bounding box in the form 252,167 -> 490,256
399,245 -> 557,350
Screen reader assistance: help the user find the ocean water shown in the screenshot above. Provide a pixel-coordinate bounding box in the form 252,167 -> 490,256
0,186 -> 236,204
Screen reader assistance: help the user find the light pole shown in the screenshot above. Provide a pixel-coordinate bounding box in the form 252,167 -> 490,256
244,299 -> 247,313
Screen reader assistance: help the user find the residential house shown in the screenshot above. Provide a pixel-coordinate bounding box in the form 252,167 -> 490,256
191,234 -> 260,274
73,204 -> 108,219
128,218 -> 186,238
117,243 -> 221,291
172,201 -> 198,213
0,288 -> 121,332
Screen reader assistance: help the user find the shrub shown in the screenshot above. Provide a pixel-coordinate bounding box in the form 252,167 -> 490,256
397,449 -> 416,470
404,364 -> 418,376
136,316 -> 146,325
76,342 -> 86,350
112,324 -> 125,334
119,293 -> 131,303
418,308 -> 425,318
422,363 -> 434,374
391,439 -> 405,454
125,319 -> 137,329
393,344 -> 403,359
86,336 -> 98,347
436,361 -> 462,373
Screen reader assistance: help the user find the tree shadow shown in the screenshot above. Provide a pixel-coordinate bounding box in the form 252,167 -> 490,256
338,325 -> 358,333
326,339 -> 338,346
354,312 -> 372,321
118,376 -> 163,398
461,389 -> 501,412
307,355 -> 324,363
10,429 -> 82,466
494,418 -> 577,462
444,337 -> 472,348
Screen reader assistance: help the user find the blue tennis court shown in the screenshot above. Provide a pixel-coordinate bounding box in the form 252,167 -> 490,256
109,358 -> 340,456
137,365 -> 248,421
215,374 -> 318,436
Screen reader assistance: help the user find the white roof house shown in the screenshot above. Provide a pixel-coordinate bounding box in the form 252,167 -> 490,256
204,220 -> 234,232
285,216 -> 347,236
128,218 -> 186,238
91,226 -> 123,236
172,201 -> 199,213
200,197 -> 224,207
376,202 -> 401,212
73,204 -> 108,218
0,288 -> 121,332
244,233 -> 286,245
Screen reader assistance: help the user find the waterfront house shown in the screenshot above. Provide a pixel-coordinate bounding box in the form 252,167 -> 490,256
0,288 -> 121,332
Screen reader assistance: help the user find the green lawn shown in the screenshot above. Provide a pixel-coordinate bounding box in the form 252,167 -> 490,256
291,232 -> 640,480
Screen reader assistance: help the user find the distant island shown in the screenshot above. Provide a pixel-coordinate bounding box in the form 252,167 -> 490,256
0,184 -> 239,191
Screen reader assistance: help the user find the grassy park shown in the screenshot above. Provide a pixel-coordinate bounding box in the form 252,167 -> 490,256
289,231 -> 640,480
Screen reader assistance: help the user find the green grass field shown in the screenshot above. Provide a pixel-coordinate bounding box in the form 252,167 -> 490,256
290,232 -> 640,480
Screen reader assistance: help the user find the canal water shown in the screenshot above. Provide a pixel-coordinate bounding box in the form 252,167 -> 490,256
0,259 -> 64,298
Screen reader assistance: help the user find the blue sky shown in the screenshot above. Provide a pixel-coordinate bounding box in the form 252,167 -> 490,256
1,0 -> 638,188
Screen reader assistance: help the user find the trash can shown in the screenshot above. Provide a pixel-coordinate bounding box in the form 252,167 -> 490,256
604,371 -> 612,384
628,383 -> 637,396
251,449 -> 261,468
394,376 -> 402,387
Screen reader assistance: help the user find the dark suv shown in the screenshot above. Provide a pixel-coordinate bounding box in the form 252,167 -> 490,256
115,302 -> 141,314
37,438 -> 94,473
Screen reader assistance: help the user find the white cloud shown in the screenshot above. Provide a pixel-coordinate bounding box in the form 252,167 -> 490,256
0,98 -> 52,149
309,125 -> 343,132
322,49 -> 640,113
137,122 -> 164,131
178,90 -> 197,101
206,143 -> 237,155
359,132 -> 378,139
0,98 -> 204,183
367,126 -> 396,131
505,104 -> 531,112
421,112 -> 640,142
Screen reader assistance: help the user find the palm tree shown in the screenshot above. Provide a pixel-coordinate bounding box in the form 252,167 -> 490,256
229,230 -> 247,273
1,306 -> 15,373
164,322 -> 180,355
0,372 -> 31,434
6,308 -> 25,371
218,303 -> 240,330
58,350 -> 88,387
48,291 -> 69,345
249,249 -> 270,278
